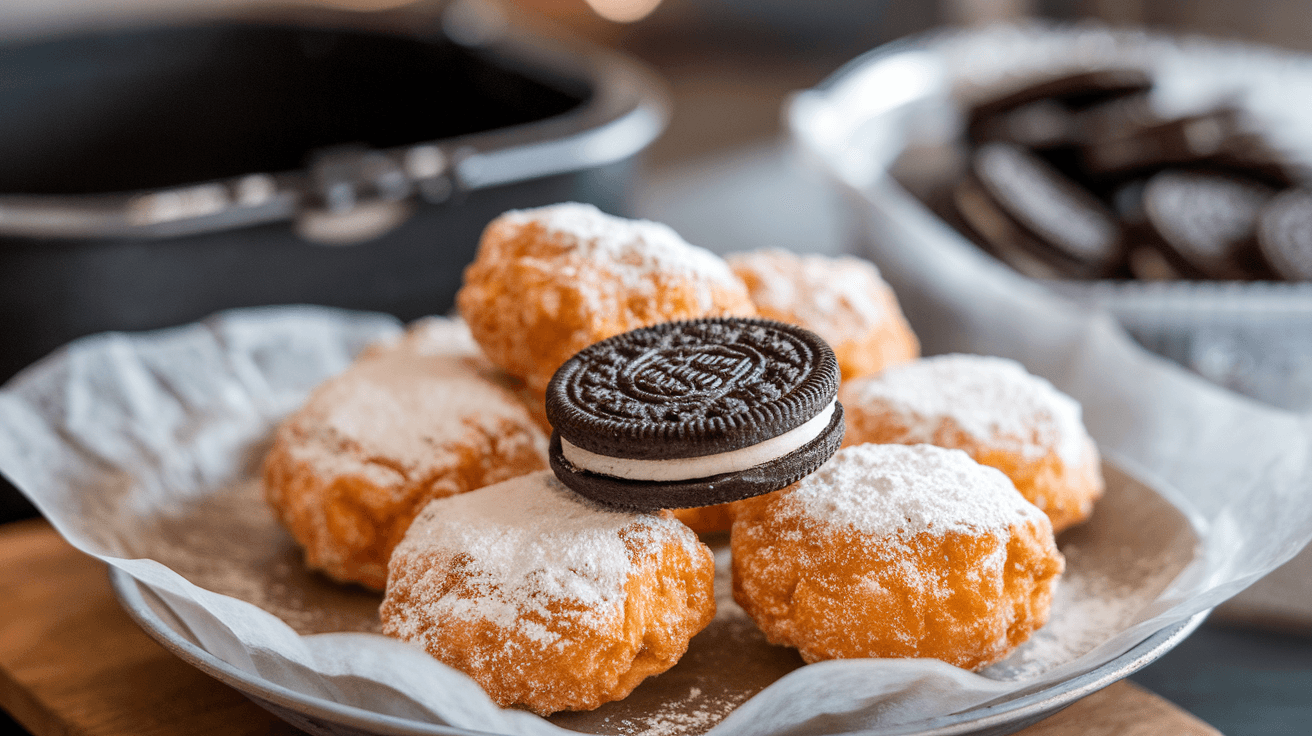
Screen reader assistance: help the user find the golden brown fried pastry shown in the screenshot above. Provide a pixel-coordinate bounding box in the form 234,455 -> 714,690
727,249 -> 919,381
456,202 -> 756,394
840,354 -> 1103,533
670,503 -> 737,536
263,318 -> 548,590
501,380 -> 552,435
732,444 -> 1063,670
381,470 -> 716,715
662,250 -> 918,535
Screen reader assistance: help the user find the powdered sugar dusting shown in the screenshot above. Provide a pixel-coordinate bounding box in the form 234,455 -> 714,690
728,248 -> 891,325
984,543 -> 1166,681
845,354 -> 1089,464
361,315 -> 480,357
605,686 -> 737,736
283,317 -> 545,479
500,202 -> 740,312
782,444 -> 1045,537
389,471 -> 693,639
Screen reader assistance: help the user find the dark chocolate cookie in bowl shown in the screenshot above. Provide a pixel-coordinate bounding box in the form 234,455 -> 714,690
795,23 -> 1312,412
1258,187 -> 1312,281
1142,169 -> 1278,281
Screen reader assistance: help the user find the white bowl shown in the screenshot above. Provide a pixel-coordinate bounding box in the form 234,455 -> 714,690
788,23 -> 1312,411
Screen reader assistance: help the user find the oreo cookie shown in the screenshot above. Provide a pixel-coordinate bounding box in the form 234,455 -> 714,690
1070,93 -> 1159,145
969,142 -> 1124,277
952,175 -> 1070,280
968,68 -> 1152,145
1114,179 -> 1185,281
1143,169 -> 1276,280
917,62 -> 1309,284
1258,188 -> 1312,281
1080,109 -> 1243,177
971,98 -> 1078,150
545,317 -> 843,511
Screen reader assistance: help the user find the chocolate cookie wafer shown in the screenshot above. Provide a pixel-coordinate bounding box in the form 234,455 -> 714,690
1209,132 -> 1301,188
1113,179 -> 1188,281
1258,188 -> 1312,281
1143,169 -> 1276,280
971,98 -> 1076,150
953,175 -> 1070,280
1080,109 -> 1243,178
545,317 -> 843,511
968,68 -> 1152,145
968,142 -> 1124,277
1070,93 -> 1158,145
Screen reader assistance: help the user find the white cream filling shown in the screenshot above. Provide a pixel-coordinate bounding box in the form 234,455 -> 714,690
561,400 -> 836,482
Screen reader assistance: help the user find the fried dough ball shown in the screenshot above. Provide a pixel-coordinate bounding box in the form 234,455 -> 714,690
726,249 -> 919,381
669,250 -> 920,534
732,444 -> 1063,670
840,354 -> 1103,533
263,318 -> 548,590
381,471 -> 716,715
456,202 -> 756,394
502,381 -> 553,435
670,503 -> 737,536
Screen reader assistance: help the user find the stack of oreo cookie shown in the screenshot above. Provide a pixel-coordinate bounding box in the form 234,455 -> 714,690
935,68 -> 1312,282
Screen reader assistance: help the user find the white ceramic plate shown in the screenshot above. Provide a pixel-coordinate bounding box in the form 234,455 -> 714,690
0,306 -> 1219,736
110,570 -> 1208,736
108,458 -> 1209,736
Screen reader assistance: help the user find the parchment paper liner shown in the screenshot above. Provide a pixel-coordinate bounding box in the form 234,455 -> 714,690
1,298 -> 1308,735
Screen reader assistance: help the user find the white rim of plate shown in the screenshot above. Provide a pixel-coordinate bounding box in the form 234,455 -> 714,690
108,566 -> 1210,736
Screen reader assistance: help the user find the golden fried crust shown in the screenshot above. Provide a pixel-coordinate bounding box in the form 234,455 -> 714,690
842,411 -> 1102,533
263,319 -> 548,590
265,417 -> 546,590
727,249 -> 919,381
731,493 -> 1063,670
670,503 -> 736,535
380,490 -> 715,714
456,204 -> 756,394
974,442 -> 1100,536
498,377 -> 553,435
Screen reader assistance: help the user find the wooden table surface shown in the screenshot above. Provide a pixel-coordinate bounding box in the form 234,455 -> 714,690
0,519 -> 1221,736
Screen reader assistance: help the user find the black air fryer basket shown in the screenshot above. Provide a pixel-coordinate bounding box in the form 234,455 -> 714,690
0,1 -> 668,382
0,1 -> 668,518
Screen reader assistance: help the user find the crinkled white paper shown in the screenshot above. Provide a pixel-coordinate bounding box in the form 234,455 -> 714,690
0,292 -> 1302,736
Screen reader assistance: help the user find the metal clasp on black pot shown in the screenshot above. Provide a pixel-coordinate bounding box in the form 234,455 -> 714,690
295,144 -> 453,246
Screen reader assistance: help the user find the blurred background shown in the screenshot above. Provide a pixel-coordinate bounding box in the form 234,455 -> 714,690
1,1 -> 1311,734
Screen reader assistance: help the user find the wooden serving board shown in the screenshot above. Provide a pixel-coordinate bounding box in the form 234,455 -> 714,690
0,519 -> 1219,736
